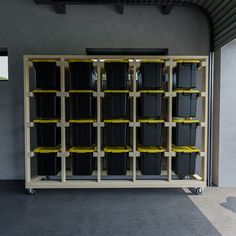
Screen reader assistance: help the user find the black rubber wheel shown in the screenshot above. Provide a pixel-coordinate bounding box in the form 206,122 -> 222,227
196,187 -> 202,195
27,189 -> 36,195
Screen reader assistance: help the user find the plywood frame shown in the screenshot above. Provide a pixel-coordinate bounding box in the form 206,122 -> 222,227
24,55 -> 208,190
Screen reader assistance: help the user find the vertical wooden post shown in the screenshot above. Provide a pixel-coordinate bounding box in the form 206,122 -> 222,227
132,62 -> 138,181
96,61 -> 102,182
166,60 -> 174,182
201,59 -> 209,183
59,58 -> 66,182
24,56 -> 31,185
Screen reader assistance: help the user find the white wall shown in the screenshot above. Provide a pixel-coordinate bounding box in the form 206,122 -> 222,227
213,39 -> 236,186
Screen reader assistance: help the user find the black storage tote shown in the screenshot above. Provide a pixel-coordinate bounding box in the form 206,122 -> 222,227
173,120 -> 198,146
138,120 -> 164,146
104,147 -> 130,175
104,120 -> 129,147
173,90 -> 198,117
104,91 -> 129,119
138,91 -> 164,118
173,62 -> 198,88
34,147 -> 61,176
70,91 -> 96,119
70,146 -> 95,175
138,146 -> 165,175
172,145 -> 199,178
138,62 -> 164,89
69,61 -> 96,89
34,120 -> 61,147
33,60 -> 60,90
70,120 -> 96,147
105,62 -> 129,89
34,91 -> 60,119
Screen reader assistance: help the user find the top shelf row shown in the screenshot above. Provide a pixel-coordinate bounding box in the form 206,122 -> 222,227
32,59 -> 204,91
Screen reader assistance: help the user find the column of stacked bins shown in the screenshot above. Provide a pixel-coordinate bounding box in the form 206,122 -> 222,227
68,60 -> 96,176
172,61 -> 200,178
32,60 -> 61,176
137,61 -> 165,175
103,62 -> 130,175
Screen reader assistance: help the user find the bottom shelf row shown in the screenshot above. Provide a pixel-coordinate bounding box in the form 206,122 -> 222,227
33,145 -> 200,179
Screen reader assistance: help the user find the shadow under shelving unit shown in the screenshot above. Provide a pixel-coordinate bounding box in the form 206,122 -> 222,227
24,55 -> 208,194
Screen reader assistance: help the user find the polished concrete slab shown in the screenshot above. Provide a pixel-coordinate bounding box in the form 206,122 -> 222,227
0,181 -> 235,236
188,187 -> 236,236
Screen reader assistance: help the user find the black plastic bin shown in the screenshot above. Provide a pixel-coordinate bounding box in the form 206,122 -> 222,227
138,120 -> 164,146
173,62 -> 198,88
34,120 -> 61,147
34,147 -> 61,176
138,62 -> 164,89
173,90 -> 198,117
172,145 -> 199,178
104,91 -> 129,119
104,120 -> 129,147
33,61 -> 60,90
69,61 -> 96,89
34,91 -> 60,119
173,120 -> 198,146
70,146 -> 95,175
138,91 -> 164,118
138,146 -> 165,175
70,120 -> 96,146
105,62 -> 129,89
70,92 -> 96,119
104,147 -> 130,175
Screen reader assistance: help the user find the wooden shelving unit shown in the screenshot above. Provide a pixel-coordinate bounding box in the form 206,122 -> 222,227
24,55 -> 208,194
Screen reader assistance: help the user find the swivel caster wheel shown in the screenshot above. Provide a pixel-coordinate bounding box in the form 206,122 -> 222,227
27,189 -> 36,195
195,187 -> 203,195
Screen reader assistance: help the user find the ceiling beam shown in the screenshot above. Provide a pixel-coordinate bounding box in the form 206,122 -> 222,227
115,5 -> 124,15
161,5 -> 173,15
52,2 -> 66,14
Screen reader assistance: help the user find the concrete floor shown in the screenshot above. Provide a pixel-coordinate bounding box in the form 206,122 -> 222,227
0,181 -> 235,236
